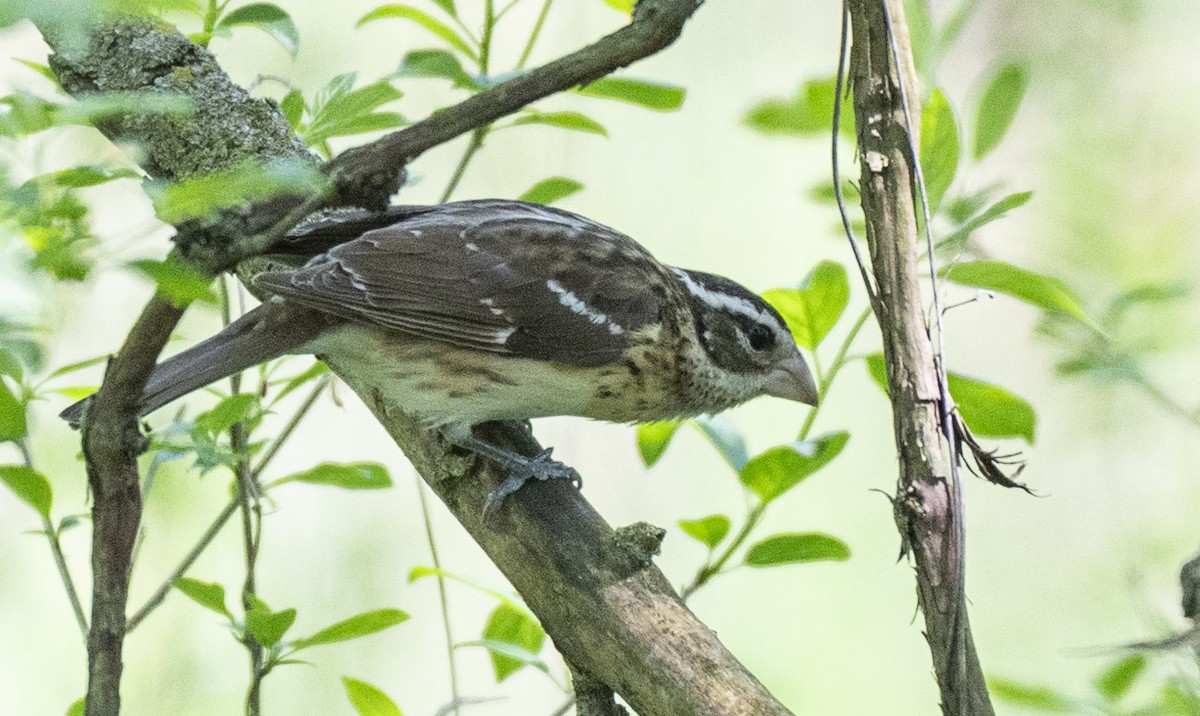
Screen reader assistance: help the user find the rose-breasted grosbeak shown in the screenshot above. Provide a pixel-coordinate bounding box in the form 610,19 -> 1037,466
63,200 -> 817,510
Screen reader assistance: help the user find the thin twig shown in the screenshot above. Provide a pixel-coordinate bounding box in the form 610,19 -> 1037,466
23,436 -> 89,639
415,475 -> 462,716
832,0 -> 878,312
439,128 -> 489,203
681,304 -> 872,602
252,374 -> 331,479
125,497 -> 241,631
516,0 -> 555,69
796,306 -> 873,439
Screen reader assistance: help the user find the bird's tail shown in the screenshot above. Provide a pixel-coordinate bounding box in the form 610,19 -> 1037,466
60,304 -> 328,427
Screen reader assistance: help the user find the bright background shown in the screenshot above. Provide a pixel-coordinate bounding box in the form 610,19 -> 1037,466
2,0 -> 1200,714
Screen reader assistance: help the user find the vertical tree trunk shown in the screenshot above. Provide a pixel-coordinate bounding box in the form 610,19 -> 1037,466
845,1 -> 995,713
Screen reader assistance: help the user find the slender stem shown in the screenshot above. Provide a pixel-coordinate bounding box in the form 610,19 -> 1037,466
126,497 -> 240,631
439,129 -> 488,203
682,304 -> 874,602
797,306 -> 873,439
1132,371 -> 1200,429
681,503 -> 765,602
414,475 -> 462,716
439,0 -> 496,204
251,374 -> 331,479
222,279 -> 265,716
235,429 -> 264,716
547,697 -> 576,716
18,439 -> 88,638
480,0 -> 495,72
516,0 -> 555,69
44,516 -> 90,639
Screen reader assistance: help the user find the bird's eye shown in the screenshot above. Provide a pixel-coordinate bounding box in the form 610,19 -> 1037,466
747,324 -> 775,352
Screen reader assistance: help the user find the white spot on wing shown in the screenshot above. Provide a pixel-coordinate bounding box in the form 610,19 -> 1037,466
479,297 -> 504,316
465,242 -> 479,251
546,279 -> 625,335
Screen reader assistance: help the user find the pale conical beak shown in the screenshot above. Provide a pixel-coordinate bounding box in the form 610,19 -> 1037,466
763,353 -> 819,406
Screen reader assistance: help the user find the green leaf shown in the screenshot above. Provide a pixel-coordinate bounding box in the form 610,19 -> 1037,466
517,177 -> 583,205
636,421 -> 680,467
65,697 -> 85,716
936,191 -> 1033,254
270,361 -> 329,403
273,462 -> 392,490
292,608 -> 409,650
0,321 -> 43,381
150,158 -> 323,224
743,77 -> 852,137
173,578 -> 232,618
0,323 -> 44,381
301,73 -> 405,148
458,639 -> 549,675
357,5 -> 478,62
343,677 -> 404,716
944,260 -> 1095,327
129,256 -> 218,307
987,677 -> 1075,711
0,91 -> 191,137
601,0 -> 634,12
46,352 -> 105,378
14,59 -> 57,83
481,603 -> 545,682
576,77 -> 685,111
245,605 -> 296,647
947,372 -> 1036,443
0,465 -> 52,519
32,165 -> 140,188
1093,653 -> 1146,702
216,3 -> 300,57
0,380 -> 27,442
739,432 -> 848,503
919,88 -> 959,214
430,0 -> 456,17
690,414 -> 748,471
393,49 -> 478,89
761,261 -> 850,350
279,89 -> 305,128
512,110 -> 607,136
408,566 -> 516,605
193,393 -> 258,435
867,352 -> 1038,442
973,63 -> 1028,160
678,515 -> 730,549
744,533 -> 850,566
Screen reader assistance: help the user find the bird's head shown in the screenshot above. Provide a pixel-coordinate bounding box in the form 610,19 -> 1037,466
672,269 -> 819,408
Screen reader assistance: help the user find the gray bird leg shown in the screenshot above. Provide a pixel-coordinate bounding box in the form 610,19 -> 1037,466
440,423 -> 582,519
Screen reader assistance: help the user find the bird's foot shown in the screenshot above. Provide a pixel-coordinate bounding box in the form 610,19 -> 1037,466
439,424 -> 582,521
482,447 -> 581,520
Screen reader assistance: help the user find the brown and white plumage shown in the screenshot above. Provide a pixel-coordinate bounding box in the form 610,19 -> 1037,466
62,200 -> 817,509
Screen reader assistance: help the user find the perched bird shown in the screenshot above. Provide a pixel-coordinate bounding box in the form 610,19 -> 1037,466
63,200 -> 818,510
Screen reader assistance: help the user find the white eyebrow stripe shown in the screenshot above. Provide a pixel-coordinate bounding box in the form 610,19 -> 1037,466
546,280 -> 625,335
671,268 -> 769,324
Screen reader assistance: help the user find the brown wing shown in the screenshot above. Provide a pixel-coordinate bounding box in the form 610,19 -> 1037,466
252,200 -> 670,367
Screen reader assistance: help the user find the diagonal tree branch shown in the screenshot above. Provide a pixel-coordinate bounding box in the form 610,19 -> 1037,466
844,1 -> 994,713
42,1 -> 794,713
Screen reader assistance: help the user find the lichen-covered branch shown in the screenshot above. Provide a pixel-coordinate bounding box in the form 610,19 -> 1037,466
844,0 -> 994,713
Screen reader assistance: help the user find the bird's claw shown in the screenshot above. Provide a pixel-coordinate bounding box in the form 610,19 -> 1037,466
482,447 -> 582,521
